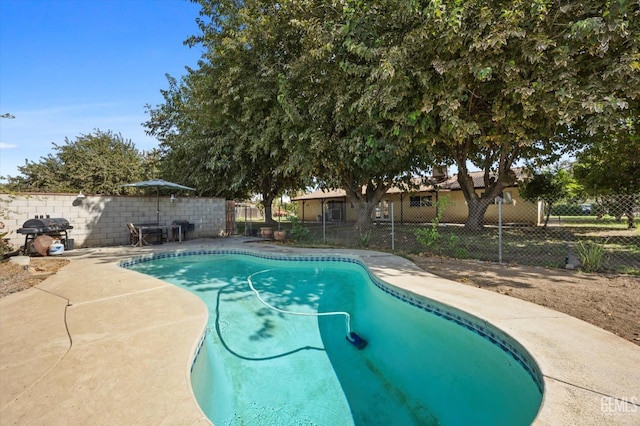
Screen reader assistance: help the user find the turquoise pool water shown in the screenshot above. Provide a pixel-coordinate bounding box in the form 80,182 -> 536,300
125,251 -> 542,425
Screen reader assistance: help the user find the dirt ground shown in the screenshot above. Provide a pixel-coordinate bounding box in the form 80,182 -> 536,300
410,254 -> 640,347
0,257 -> 70,297
1,254 -> 638,347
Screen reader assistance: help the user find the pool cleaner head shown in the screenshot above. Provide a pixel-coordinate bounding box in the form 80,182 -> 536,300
347,332 -> 368,349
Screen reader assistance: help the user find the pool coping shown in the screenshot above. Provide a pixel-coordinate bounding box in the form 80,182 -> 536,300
1,238 -> 639,425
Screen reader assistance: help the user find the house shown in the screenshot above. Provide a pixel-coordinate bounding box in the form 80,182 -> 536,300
292,170 -> 544,226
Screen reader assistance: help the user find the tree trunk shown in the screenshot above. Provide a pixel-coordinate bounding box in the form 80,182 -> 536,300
345,181 -> 389,239
262,193 -> 276,225
627,213 -> 635,229
543,201 -> 553,228
465,197 -> 493,230
624,195 -> 636,229
353,199 -> 378,236
454,154 -> 516,231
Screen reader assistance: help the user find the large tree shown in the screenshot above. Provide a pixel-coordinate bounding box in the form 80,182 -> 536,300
145,73 -> 244,199
149,0 -> 638,232
275,1 -> 435,235
321,0 -> 639,229
2,129 -> 145,194
145,1 -> 310,220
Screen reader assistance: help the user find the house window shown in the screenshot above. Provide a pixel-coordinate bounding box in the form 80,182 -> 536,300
409,195 -> 433,207
375,200 -> 390,220
327,201 -> 344,221
495,191 -> 513,204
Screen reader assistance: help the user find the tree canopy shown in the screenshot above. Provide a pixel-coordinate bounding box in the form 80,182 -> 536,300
573,110 -> 640,228
274,1 -> 436,233
2,130 -> 146,194
519,166 -> 573,227
311,0 -> 639,229
144,1 -> 311,220
144,0 -> 638,231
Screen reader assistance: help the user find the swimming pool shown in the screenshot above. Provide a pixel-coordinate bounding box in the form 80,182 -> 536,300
123,250 -> 543,425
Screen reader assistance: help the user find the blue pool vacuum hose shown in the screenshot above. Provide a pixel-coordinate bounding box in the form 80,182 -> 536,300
347,332 -> 368,349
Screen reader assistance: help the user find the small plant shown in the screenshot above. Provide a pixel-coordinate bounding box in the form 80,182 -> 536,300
357,230 -> 371,248
454,247 -> 469,259
415,226 -> 440,249
574,239 -> 608,272
289,217 -> 311,243
445,234 -> 459,250
1,234 -> 13,255
414,196 -> 452,252
0,223 -> 14,257
445,235 -> 469,258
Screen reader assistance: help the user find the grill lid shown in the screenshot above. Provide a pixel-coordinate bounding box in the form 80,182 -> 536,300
22,218 -> 58,229
18,218 -> 73,233
49,218 -> 72,229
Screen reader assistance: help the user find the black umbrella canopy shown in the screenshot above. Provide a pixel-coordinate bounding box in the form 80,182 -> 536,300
123,179 -> 195,224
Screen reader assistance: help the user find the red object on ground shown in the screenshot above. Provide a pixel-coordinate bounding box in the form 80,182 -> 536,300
33,235 -> 54,256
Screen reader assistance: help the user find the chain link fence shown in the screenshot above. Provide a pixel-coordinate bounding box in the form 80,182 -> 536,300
279,195 -> 640,275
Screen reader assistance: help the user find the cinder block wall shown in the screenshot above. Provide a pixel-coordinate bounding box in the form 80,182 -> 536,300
1,193 -> 227,250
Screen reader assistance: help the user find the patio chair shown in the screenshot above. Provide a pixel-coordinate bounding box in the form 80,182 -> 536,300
127,223 -> 146,246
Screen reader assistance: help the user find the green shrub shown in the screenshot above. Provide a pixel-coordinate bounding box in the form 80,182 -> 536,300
289,217 -> 311,243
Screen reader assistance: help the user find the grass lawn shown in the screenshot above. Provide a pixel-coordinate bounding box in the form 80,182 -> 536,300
551,215 -> 636,228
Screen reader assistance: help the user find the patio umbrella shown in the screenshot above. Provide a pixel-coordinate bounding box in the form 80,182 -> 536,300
122,179 -> 195,224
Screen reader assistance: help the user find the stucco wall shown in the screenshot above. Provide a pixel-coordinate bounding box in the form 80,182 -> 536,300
1,193 -> 227,250
296,189 -> 543,225
386,190 -> 541,225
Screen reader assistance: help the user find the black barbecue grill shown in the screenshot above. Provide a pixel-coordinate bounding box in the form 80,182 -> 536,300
171,220 -> 195,240
17,217 -> 73,253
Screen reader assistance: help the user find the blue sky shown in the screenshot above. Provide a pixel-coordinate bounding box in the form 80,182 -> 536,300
0,0 -> 204,180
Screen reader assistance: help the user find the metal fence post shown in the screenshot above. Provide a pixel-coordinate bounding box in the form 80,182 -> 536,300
244,205 -> 247,235
391,202 -> 395,251
498,198 -> 503,263
322,200 -> 326,244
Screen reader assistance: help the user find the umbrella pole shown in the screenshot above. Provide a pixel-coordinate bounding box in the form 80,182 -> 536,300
156,188 -> 160,225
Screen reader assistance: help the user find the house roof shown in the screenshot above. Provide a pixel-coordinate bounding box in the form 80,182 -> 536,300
291,169 -> 524,201
292,188 -> 348,201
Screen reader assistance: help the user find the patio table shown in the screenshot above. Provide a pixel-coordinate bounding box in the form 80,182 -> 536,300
137,224 -> 181,247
